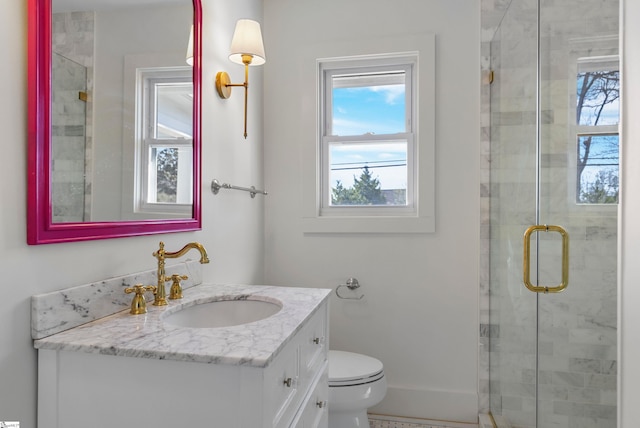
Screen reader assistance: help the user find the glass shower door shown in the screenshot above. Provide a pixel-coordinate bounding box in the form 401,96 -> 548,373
488,0 -> 539,426
488,1 -> 619,427
536,1 -> 619,426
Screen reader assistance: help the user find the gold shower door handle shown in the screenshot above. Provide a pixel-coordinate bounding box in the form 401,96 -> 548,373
523,225 -> 569,293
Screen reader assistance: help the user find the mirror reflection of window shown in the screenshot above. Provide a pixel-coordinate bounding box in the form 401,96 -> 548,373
154,82 -> 193,138
137,69 -> 193,214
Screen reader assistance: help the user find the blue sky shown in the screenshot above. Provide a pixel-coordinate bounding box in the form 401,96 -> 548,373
330,85 -> 407,189
576,71 -> 620,126
578,134 -> 619,198
576,71 -> 620,200
332,85 -> 405,135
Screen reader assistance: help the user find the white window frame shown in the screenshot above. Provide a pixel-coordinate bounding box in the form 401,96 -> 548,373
319,59 -> 416,216
573,55 -> 619,205
301,37 -> 436,234
136,67 -> 193,216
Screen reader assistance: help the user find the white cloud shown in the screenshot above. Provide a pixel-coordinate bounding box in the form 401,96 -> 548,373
369,85 -> 404,105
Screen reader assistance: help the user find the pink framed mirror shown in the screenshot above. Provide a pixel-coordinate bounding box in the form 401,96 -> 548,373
27,0 -> 202,244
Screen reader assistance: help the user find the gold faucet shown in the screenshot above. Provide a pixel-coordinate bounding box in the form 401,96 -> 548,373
152,241 -> 210,306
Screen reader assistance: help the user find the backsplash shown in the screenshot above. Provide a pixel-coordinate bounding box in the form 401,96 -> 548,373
31,260 -> 202,339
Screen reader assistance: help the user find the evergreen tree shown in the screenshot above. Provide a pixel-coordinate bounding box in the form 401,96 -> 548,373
331,166 -> 387,205
156,148 -> 179,202
332,180 -> 356,205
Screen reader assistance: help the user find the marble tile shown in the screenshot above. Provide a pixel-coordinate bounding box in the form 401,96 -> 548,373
369,415 -> 478,428
31,260 -> 203,339
33,283 -> 331,368
51,11 -> 94,222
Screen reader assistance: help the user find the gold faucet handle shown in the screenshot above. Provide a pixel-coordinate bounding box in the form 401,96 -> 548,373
167,274 -> 188,300
165,274 -> 189,283
124,284 -> 157,315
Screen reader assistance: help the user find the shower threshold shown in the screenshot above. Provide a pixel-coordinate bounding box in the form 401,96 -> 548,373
479,413 -> 511,428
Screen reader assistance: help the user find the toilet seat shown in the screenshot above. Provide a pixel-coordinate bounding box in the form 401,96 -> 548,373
328,350 -> 385,387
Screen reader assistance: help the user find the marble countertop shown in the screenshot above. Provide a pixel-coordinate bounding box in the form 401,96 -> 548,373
33,284 -> 331,368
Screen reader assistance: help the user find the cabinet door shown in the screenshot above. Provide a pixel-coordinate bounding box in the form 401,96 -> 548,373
290,362 -> 328,428
299,307 -> 327,386
265,342 -> 301,427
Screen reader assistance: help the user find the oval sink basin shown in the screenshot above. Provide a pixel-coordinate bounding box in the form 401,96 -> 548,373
163,299 -> 282,329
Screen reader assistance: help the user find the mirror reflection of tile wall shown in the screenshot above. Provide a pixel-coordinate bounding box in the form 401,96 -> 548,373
51,12 -> 94,222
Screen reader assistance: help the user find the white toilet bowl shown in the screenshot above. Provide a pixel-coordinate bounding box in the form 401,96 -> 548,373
328,350 -> 387,428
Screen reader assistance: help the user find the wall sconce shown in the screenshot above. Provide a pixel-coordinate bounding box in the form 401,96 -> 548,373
215,19 -> 266,139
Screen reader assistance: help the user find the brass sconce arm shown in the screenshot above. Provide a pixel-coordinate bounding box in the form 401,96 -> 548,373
216,19 -> 266,139
216,55 -> 254,139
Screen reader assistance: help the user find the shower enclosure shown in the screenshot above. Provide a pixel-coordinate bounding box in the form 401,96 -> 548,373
51,53 -> 89,223
487,1 -> 619,427
50,11 -> 95,223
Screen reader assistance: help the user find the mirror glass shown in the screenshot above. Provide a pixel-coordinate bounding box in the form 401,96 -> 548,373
28,0 -> 202,244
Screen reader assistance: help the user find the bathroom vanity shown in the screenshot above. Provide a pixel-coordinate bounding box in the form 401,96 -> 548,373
34,283 -> 330,428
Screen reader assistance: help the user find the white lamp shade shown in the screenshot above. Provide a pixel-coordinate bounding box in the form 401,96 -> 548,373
186,24 -> 194,66
229,19 -> 266,66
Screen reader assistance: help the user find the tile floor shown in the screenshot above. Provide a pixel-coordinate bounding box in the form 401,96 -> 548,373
369,415 -> 478,428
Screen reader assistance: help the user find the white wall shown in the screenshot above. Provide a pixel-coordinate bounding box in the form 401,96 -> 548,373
263,0 -> 480,422
0,0 -> 264,425
620,0 -> 640,426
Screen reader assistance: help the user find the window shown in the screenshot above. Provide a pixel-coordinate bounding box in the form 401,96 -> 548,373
320,55 -> 416,216
137,68 -> 193,215
575,56 -> 619,204
302,35 -> 435,234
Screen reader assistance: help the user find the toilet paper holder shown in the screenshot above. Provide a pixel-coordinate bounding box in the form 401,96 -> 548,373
336,277 -> 365,300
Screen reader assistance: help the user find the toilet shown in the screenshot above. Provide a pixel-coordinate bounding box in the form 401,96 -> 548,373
328,350 -> 387,428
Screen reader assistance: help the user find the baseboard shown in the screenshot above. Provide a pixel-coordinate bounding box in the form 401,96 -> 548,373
369,386 -> 478,423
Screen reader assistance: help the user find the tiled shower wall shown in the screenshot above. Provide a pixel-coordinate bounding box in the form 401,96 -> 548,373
480,1 -> 618,427
51,11 -> 94,222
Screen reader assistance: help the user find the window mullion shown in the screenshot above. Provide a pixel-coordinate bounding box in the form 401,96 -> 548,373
325,133 -> 411,144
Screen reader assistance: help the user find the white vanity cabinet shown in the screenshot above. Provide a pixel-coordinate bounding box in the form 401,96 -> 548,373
36,297 -> 329,428
290,305 -> 330,427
